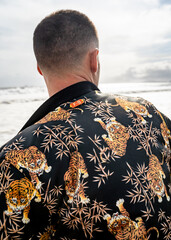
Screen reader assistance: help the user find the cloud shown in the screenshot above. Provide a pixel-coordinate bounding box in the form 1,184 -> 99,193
0,0 -> 171,87
107,65 -> 171,82
144,67 -> 171,81
160,0 -> 171,5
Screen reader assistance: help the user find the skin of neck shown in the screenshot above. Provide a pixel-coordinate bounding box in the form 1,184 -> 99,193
37,47 -> 100,97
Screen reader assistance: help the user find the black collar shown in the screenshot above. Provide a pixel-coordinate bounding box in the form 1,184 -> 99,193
20,81 -> 99,131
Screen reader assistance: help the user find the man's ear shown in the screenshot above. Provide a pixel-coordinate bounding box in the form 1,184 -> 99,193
90,48 -> 99,73
37,64 -> 43,75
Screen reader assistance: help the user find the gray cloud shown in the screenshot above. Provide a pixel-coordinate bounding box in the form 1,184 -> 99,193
144,67 -> 171,81
105,66 -> 171,83
160,0 -> 171,5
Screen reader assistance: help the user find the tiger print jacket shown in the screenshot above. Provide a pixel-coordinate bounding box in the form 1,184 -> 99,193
0,81 -> 170,240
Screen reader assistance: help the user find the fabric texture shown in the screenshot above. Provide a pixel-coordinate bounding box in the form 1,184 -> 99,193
0,81 -> 170,240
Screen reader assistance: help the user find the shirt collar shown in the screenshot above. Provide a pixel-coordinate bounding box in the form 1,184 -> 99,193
20,81 -> 99,131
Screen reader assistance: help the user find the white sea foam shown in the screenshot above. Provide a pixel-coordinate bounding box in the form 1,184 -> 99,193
0,86 -> 48,104
0,82 -> 171,147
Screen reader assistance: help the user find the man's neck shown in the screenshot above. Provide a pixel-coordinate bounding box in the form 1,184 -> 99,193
44,73 -> 97,97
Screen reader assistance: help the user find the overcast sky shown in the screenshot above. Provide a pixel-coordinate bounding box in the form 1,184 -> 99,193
0,0 -> 171,87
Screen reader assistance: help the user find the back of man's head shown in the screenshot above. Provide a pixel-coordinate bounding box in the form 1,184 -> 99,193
33,10 -> 99,74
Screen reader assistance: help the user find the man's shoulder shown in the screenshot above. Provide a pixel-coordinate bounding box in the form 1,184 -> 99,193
87,90 -> 171,123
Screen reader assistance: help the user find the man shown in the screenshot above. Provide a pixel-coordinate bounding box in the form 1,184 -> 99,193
0,10 -> 170,239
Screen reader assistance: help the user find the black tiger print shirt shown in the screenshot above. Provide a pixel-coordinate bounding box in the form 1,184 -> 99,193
0,81 -> 170,240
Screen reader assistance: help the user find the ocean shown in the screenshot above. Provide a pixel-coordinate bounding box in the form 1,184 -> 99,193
0,82 -> 171,147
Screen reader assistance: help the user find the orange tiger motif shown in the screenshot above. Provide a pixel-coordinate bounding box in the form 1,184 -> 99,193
94,117 -> 129,158
115,97 -> 152,124
64,151 -> 90,204
157,111 -> 171,152
147,154 -> 170,203
160,122 -> 171,150
35,107 -> 70,124
5,146 -> 52,189
103,199 -> 159,240
5,177 -> 41,224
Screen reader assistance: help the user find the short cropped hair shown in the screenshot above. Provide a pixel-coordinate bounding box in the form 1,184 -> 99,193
33,10 -> 99,73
